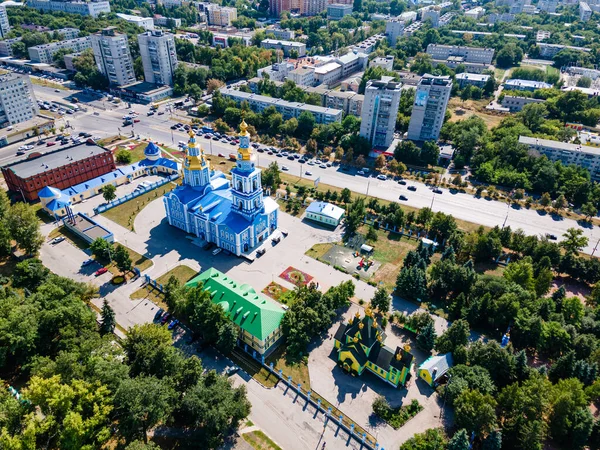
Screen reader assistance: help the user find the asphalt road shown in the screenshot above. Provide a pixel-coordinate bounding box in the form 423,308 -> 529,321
18,85 -> 600,256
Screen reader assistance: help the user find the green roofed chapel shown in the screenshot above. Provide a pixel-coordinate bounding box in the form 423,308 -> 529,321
186,268 -> 285,357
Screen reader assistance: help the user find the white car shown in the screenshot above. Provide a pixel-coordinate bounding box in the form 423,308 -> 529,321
212,248 -> 222,256
281,165 -> 289,171
305,171 -> 313,176
377,174 -> 387,181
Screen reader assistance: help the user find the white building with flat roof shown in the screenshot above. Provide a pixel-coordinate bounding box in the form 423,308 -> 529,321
0,74 -> 39,128
360,77 -> 402,148
426,44 -> 494,65
538,43 -> 591,59
27,0 -> 110,17
465,6 -> 485,19
91,27 -> 136,86
504,79 -> 552,91
455,72 -> 490,88
313,62 -> 342,86
370,55 -> 394,71
261,39 -> 306,57
407,74 -> 452,142
500,95 -> 545,112
116,13 -> 155,31
288,67 -> 315,86
138,30 -> 177,86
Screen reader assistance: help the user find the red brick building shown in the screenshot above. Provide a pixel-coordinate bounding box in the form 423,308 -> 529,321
2,142 -> 116,202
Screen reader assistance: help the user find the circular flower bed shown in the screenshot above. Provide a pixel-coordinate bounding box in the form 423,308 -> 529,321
288,270 -> 306,284
267,284 -> 282,296
112,275 -> 125,285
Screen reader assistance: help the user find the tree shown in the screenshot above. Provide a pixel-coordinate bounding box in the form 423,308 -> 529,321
496,43 -> 524,68
114,376 -> 175,443
582,202 -> 597,220
90,238 -> 112,261
124,324 -> 182,379
561,228 -> 588,255
116,150 -> 133,164
297,110 -> 316,138
13,258 -> 49,289
6,202 -> 43,255
483,430 -> 502,450
416,322 -> 437,354
114,244 -> 132,273
420,141 -> 440,166
216,320 -> 237,354
306,138 -> 318,154
539,192 -> 552,207
504,258 -> 535,291
375,154 -> 386,169
206,78 -> 225,94
395,266 -> 427,301
435,319 -> 469,354
448,429 -> 470,450
553,194 -> 567,213
454,389 -> 497,436
100,299 -> 116,335
126,441 -> 161,450
340,188 -> 352,204
102,184 -> 117,203
371,287 -> 390,314
400,428 -> 447,450
261,162 -> 281,191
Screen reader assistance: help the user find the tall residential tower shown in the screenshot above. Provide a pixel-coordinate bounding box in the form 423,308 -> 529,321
138,30 -> 178,86
407,74 -> 451,142
90,27 -> 136,86
359,77 -> 402,148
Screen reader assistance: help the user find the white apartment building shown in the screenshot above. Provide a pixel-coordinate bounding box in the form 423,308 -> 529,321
0,74 -> 39,128
426,44 -> 495,65
352,34 -> 386,54
0,4 -> 10,39
385,18 -> 406,46
27,0 -> 111,17
519,136 -> 600,181
538,43 -> 591,59
488,13 -> 515,23
407,74 -> 452,142
313,62 -> 342,86
91,28 -> 136,87
206,5 -> 237,26
28,37 -> 92,64
580,2 -> 592,21
116,13 -> 155,31
220,88 -> 342,124
257,61 -> 294,82
265,27 -> 295,40
400,11 -> 418,22
538,0 -> 558,12
360,77 -> 402,148
288,67 -> 315,86
500,95 -> 545,112
465,7 -> 485,19
138,30 -> 177,86
370,55 -> 394,71
303,0 -> 328,15
422,9 -> 440,27
0,38 -> 21,57
153,16 -> 182,28
261,39 -> 307,57
54,28 -> 81,40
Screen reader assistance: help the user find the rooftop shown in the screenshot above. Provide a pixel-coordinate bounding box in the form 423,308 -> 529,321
186,268 -> 285,341
455,72 -> 490,81
261,38 -> 305,48
314,62 -> 341,74
306,201 -> 345,220
505,79 -> 553,89
519,135 -> 600,157
4,142 -> 110,179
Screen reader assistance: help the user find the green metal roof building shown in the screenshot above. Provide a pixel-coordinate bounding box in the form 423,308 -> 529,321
186,268 -> 286,356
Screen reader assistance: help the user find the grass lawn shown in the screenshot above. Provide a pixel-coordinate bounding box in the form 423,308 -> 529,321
494,68 -> 507,80
31,78 -> 67,90
305,242 -> 334,260
106,245 -> 152,275
448,98 -> 504,129
242,430 -> 282,450
130,264 -> 198,307
101,182 -> 176,231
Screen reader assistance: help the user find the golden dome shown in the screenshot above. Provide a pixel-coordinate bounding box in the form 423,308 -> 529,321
353,336 -> 359,343
354,311 -> 361,319
240,120 -> 249,135
358,322 -> 364,329
365,306 -> 373,317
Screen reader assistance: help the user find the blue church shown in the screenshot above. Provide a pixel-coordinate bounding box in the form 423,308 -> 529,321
163,121 -> 279,256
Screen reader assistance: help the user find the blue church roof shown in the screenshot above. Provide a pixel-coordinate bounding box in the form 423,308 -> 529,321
46,194 -> 71,211
38,186 -> 61,198
144,142 -> 161,156
139,158 -> 179,171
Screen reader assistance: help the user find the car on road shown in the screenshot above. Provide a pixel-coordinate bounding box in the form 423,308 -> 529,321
267,151 -> 273,155
158,111 -> 165,115
50,237 -> 65,245
326,162 -> 332,167
212,248 -> 222,256
82,258 -> 94,266
256,248 -> 266,256
407,186 -> 417,191
433,188 -> 443,194
547,234 -> 558,240
94,267 -> 108,276
147,111 -> 154,116
357,170 -> 366,175
377,174 -> 387,180
319,164 -> 327,169
16,150 -> 25,155
399,195 -> 408,201
154,308 -> 164,320
160,313 -> 171,325
217,153 -> 225,157
134,119 -> 140,123
307,160 -> 315,165
280,229 -> 289,237
229,141 -> 236,145
168,319 -> 180,330
281,165 -> 289,171
252,143 -> 259,148
305,170 -> 313,176
287,155 -> 295,160
46,141 -> 56,147
212,136 -> 219,140
170,124 -> 178,129
54,89 -> 60,93
224,365 -> 240,376
257,148 -> 265,152
204,134 -> 211,138
398,180 -> 407,185
18,145 -> 33,151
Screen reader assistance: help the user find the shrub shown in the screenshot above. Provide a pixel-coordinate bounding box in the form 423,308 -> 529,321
115,150 -> 133,164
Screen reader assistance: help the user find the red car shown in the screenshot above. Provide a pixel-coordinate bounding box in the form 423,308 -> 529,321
46,141 -> 56,147
134,119 -> 140,123
94,267 -> 108,276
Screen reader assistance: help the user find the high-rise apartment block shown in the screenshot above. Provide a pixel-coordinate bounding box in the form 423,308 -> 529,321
138,30 -> 178,86
407,74 -> 451,142
27,0 -> 111,17
90,28 -> 136,87
0,74 -> 39,128
0,5 -> 10,39
269,0 -> 330,16
359,77 -> 402,148
206,5 -> 237,26
580,2 -> 592,21
327,3 -> 353,20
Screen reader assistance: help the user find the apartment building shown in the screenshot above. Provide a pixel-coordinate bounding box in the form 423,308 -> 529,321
269,0 -> 303,17
580,1 -> 593,21
261,39 -> 306,57
455,72 -> 490,88
116,13 -> 154,31
206,5 -> 237,26
519,136 -> 600,181
153,16 -> 182,28
313,62 -> 342,86
257,61 -> 294,82
422,9 -> 440,27
352,34 -> 386,54
538,43 -> 591,59
264,27 -> 295,40
370,55 -> 395,71
538,0 -> 558,12
327,3 -> 353,20
288,67 -> 314,86
0,4 -> 10,39
407,74 -> 452,142
28,37 -> 91,64
504,79 -> 553,92
488,12 -> 515,23
220,88 -> 343,124
303,0 -> 328,15
465,6 -> 485,19
138,30 -> 177,86
0,74 -> 39,128
0,38 -> 22,57
386,18 -> 406,46
27,0 -> 111,17
500,95 -> 545,112
359,77 -> 402,148
90,27 -> 136,87
426,44 -> 495,65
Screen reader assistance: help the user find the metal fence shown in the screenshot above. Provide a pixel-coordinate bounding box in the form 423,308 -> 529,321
94,174 -> 178,215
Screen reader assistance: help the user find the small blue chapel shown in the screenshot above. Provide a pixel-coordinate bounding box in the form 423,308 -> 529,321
163,121 -> 279,256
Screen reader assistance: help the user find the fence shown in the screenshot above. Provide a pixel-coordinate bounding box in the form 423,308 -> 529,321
241,345 -> 381,450
144,274 -> 164,293
363,217 -> 442,245
94,174 -> 178,215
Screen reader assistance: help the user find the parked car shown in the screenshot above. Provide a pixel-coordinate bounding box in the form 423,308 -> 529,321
224,365 -> 240,376
357,170 -> 366,175
407,186 -> 417,191
398,180 -> 407,185
168,319 -> 180,330
154,308 -> 164,320
170,124 -> 178,129
160,313 -> 171,324
281,165 -> 289,171
50,237 -> 65,245
319,164 -> 327,169
46,141 -> 56,147
547,234 -> 558,240
212,248 -> 222,256
134,119 -> 140,123
305,170 -> 313,176
94,267 -> 108,276
280,229 -> 289,237
257,248 -> 266,257
399,195 -> 408,201
377,174 -> 387,181
82,258 -> 94,266
433,188 -> 443,194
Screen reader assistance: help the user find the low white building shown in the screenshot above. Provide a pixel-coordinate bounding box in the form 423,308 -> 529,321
465,6 -> 485,19
304,201 -> 345,227
501,95 -> 545,112
455,72 -> 490,88
370,55 -> 394,71
116,13 -> 154,30
313,62 -> 342,86
261,39 -> 306,57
